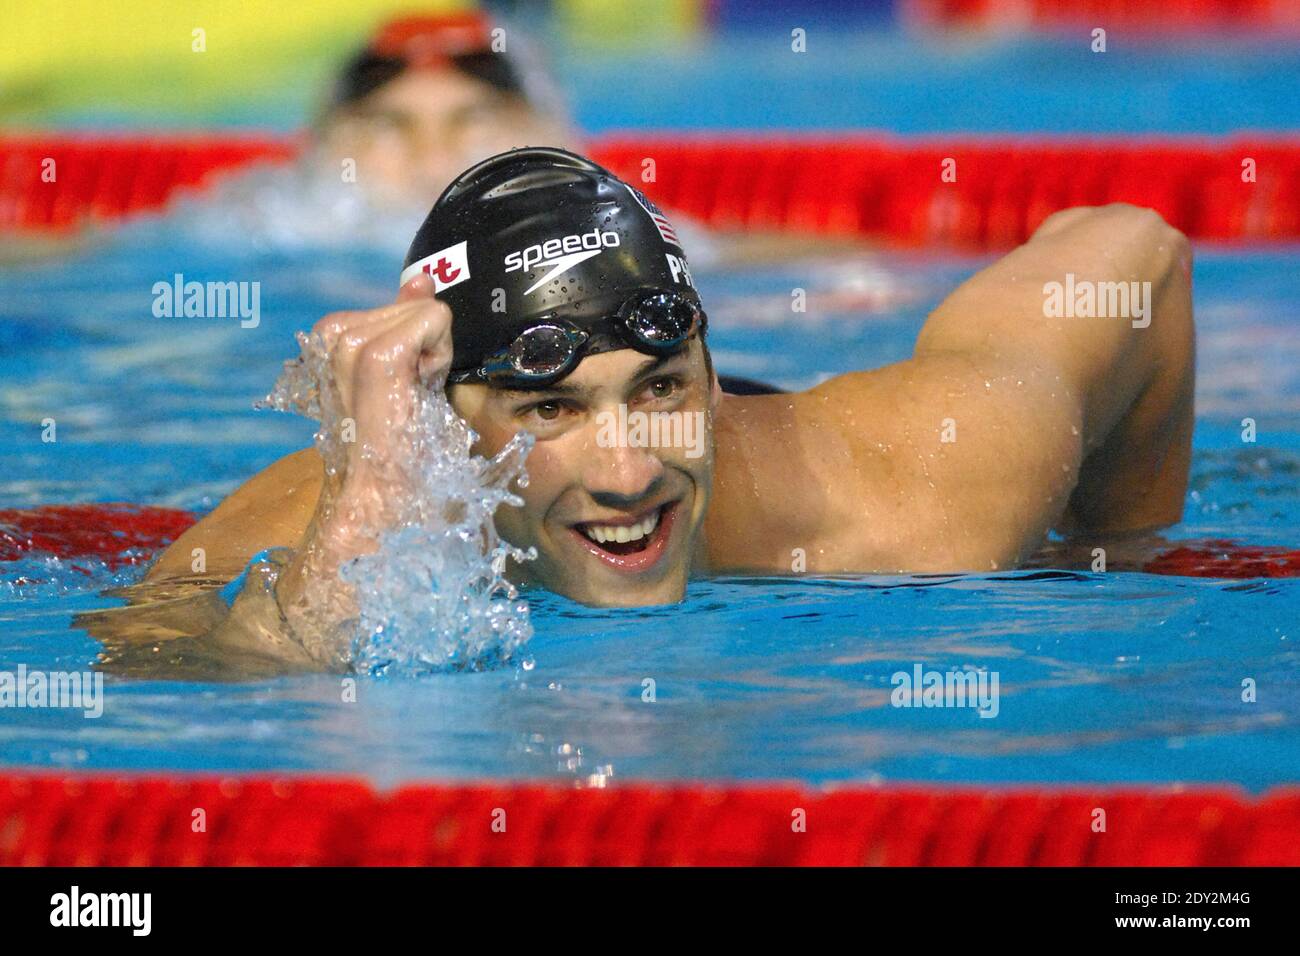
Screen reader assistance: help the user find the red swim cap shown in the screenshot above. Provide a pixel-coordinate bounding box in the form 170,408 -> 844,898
368,12 -> 495,70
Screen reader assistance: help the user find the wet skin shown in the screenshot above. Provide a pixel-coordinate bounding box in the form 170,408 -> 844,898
448,343 -> 719,608
123,203 -> 1194,667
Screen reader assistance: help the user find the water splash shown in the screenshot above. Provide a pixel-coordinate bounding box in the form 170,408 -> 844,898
168,157 -> 425,255
2,554 -> 150,598
261,331 -> 535,675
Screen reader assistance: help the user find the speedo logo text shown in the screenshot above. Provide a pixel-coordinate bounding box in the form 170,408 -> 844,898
504,229 -> 621,294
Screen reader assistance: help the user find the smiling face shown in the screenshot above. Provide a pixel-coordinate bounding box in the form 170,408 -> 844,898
449,339 -> 720,607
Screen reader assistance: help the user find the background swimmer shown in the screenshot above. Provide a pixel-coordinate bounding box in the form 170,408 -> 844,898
311,12 -> 576,211
133,149 -> 1195,671
188,10 -> 847,263
165,10 -> 579,253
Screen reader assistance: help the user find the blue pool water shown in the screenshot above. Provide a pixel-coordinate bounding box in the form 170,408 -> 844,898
1,31 -> 1298,789
560,35 -> 1300,135
2,227 -> 1297,788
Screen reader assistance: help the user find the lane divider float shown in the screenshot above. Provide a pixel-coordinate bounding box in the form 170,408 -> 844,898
1,133 -> 1296,248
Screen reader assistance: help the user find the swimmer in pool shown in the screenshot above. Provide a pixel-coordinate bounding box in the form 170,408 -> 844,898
136,147 -> 1193,670
311,12 -> 575,211
303,12 -> 824,265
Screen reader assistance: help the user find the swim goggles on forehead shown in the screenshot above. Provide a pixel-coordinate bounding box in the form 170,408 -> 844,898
446,289 -> 707,386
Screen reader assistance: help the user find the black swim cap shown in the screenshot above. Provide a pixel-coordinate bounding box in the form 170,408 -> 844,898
400,147 -> 703,383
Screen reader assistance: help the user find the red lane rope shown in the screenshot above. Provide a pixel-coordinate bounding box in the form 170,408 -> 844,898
0,133 -> 298,234
0,504 -> 195,568
3,504 -> 1300,580
592,135 -> 1300,246
0,772 -> 1295,866
1143,540 -> 1300,579
2,133 -> 1298,247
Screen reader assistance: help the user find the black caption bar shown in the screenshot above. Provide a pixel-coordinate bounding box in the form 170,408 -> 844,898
0,866 -> 1289,942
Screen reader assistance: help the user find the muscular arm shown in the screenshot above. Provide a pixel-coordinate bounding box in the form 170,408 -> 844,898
76,448 -> 325,674
145,448 -> 323,582
708,204 -> 1194,572
914,204 -> 1194,535
82,281 -> 453,674
147,206 -> 1192,602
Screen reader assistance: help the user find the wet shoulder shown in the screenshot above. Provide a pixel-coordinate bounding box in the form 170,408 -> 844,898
707,390 -> 846,571
145,447 -> 322,581
706,379 -> 916,573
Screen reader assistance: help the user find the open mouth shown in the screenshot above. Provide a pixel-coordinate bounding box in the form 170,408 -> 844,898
569,501 -> 678,572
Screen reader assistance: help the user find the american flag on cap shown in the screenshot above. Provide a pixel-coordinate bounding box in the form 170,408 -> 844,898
625,184 -> 681,248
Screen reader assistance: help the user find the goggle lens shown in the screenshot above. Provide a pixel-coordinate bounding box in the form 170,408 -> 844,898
467,290 -> 706,385
505,324 -> 587,377
623,292 -> 702,348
